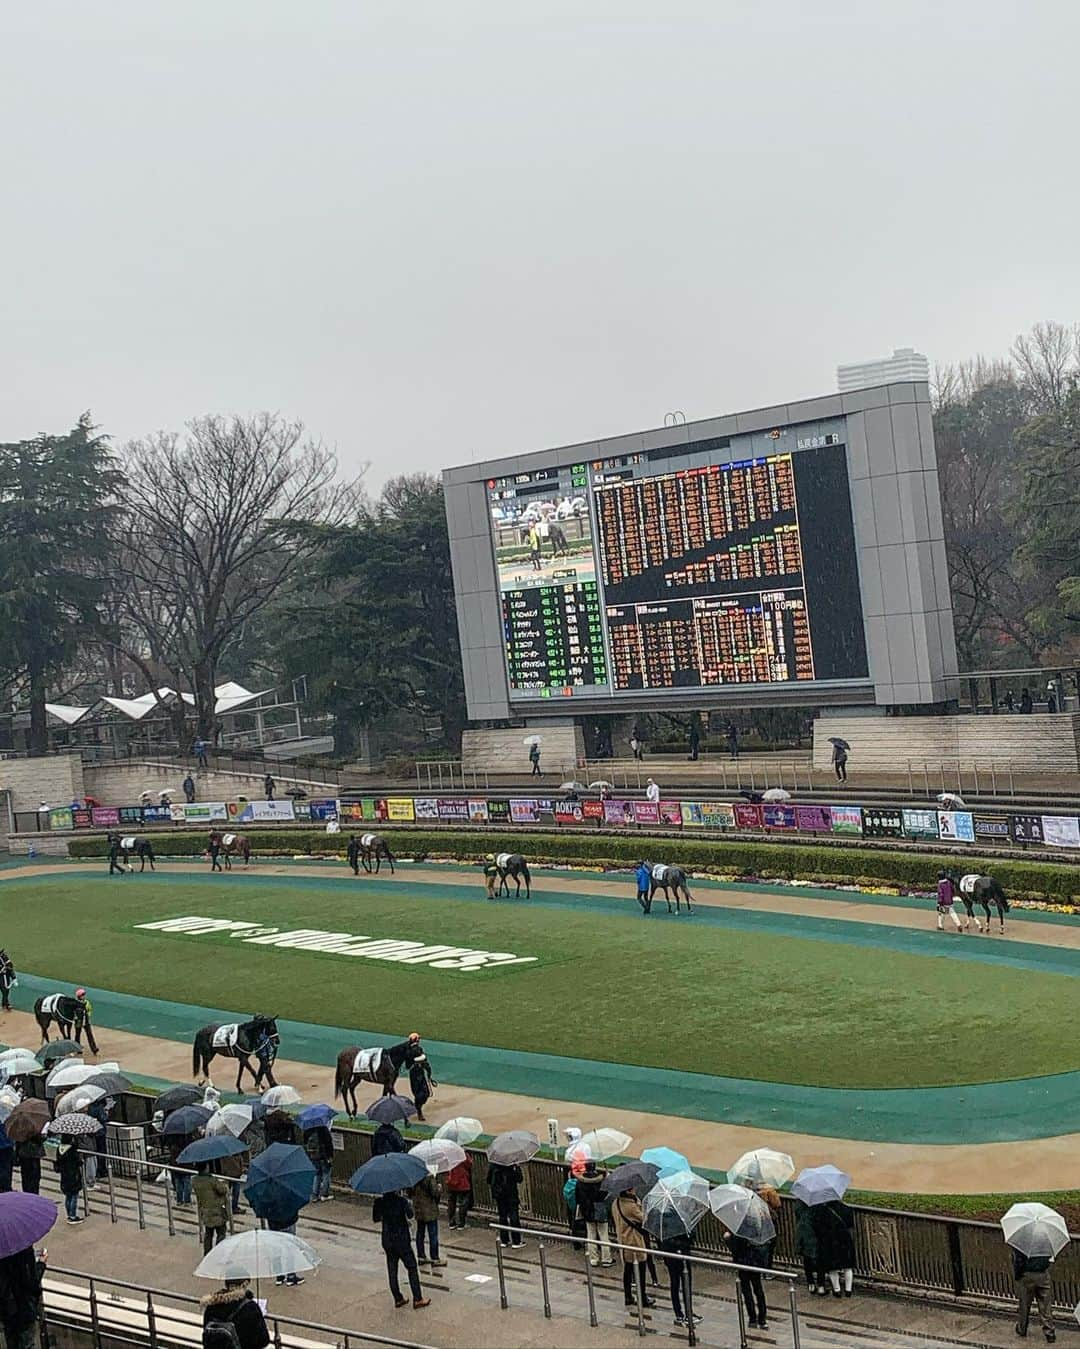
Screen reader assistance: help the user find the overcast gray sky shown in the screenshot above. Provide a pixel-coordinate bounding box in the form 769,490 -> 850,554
3,1 -> 1078,489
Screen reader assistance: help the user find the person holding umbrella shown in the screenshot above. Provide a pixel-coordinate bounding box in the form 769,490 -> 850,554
299,1108 -> 335,1203
373,1189 -> 430,1309
0,1193 -> 55,1349
612,1186 -> 656,1312
528,741 -> 541,776
445,1153 -> 473,1230
372,1121 -> 408,1157
574,1161 -> 613,1267
1002,1202 -> 1066,1342
829,737 -> 850,783
410,1169 -> 445,1268
193,1164 -> 230,1254
243,1144 -> 314,1288
810,1193 -> 855,1298
54,1136 -> 84,1223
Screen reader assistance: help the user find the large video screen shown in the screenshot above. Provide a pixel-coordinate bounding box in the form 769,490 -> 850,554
486,432 -> 868,700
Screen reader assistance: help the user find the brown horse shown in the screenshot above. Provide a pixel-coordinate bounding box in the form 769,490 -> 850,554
333,1039 -> 423,1117
221,833 -> 252,869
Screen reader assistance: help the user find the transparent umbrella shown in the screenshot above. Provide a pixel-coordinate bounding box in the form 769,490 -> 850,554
487,1131 -> 540,1166
1001,1203 -> 1070,1258
727,1148 -> 795,1189
409,1139 -> 467,1174
642,1170 -> 710,1241
194,1230 -> 320,1281
262,1085 -> 302,1108
205,1104 -> 254,1138
434,1117 -> 483,1146
762,788 -> 792,802
54,1085 -> 107,1116
567,1129 -> 632,1164
791,1165 -> 851,1207
938,792 -> 966,810
46,1061 -> 116,1096
522,735 -> 542,747
709,1184 -> 777,1245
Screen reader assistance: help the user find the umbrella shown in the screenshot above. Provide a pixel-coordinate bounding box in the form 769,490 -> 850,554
178,1136 -> 248,1166
487,1131 -> 540,1166
566,1128 -> 632,1163
365,1094 -> 417,1125
297,1105 -> 337,1131
409,1139 -> 466,1174
262,1085 -> 302,1108
522,735 -> 542,747
0,1049 -> 36,1066
4,1100 -> 50,1143
350,1153 -> 428,1195
560,781 -> 587,793
588,781 -> 613,791
435,1117 -> 483,1146
642,1171 -> 710,1241
84,1072 -> 131,1096
162,1105 -> 212,1137
937,792 -> 966,810
36,1041 -> 82,1066
244,1144 -> 314,1221
762,788 -> 792,802
0,1192 -> 58,1259
791,1165 -> 851,1207
0,1050 -> 41,1077
49,1112 -> 100,1137
709,1184 -> 777,1245
156,1086 -> 202,1115
206,1104 -> 254,1139
602,1161 -> 660,1196
45,1061 -> 102,1094
194,1230 -> 320,1281
828,737 -> 851,751
54,1085 -> 106,1116
727,1148 -> 795,1189
640,1147 -> 689,1177
1001,1202 -> 1070,1259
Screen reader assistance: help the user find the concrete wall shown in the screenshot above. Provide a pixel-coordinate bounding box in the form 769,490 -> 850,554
83,761 -> 337,805
0,754 -> 84,812
812,712 -> 1080,773
461,723 -> 585,778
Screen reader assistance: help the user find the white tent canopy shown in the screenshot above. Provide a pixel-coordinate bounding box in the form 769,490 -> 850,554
45,703 -> 92,726
67,682 -> 267,724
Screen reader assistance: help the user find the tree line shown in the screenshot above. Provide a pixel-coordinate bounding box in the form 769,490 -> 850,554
1,318 -> 1077,757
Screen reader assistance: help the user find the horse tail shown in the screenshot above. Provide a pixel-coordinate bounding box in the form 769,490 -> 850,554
334,1050 -> 349,1099
193,1031 -> 203,1077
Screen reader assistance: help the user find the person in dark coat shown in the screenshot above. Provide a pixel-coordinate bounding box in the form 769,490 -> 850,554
371,1122 -> 407,1157
15,1137 -> 44,1196
372,1191 -> 430,1309
0,1244 -> 46,1349
408,1053 -> 435,1122
794,1198 -> 825,1294
0,1127 -> 13,1193
56,1139 -> 84,1222
303,1125 -> 334,1202
346,835 -> 360,875
208,831 -> 223,872
267,1206 -> 305,1287
1012,1246 -> 1055,1341
725,1186 -> 780,1331
202,1281 -> 270,1349
488,1162 -> 525,1248
182,774 -> 196,804
107,832 -> 128,877
264,1110 -> 300,1148
263,774 -> 275,801
811,1198 -> 855,1297
657,1230 -> 700,1329
574,1162 -> 613,1267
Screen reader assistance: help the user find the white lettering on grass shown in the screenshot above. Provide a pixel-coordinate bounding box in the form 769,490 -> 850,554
134,916 -> 538,974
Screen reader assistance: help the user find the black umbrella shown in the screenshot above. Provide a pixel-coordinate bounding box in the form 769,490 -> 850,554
162,1104 -> 212,1136
602,1161 -> 661,1196
365,1094 -> 417,1125
84,1072 -> 131,1096
828,737 -> 851,751
156,1086 -> 202,1115
36,1041 -> 82,1066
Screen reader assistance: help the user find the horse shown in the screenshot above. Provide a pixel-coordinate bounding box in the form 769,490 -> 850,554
334,1038 -> 424,1116
649,863 -> 694,914
495,852 -> 531,899
359,832 -> 395,875
34,992 -> 99,1053
192,1014 -> 280,1092
120,836 -> 156,871
221,833 -> 251,869
958,873 -> 1009,934
0,950 -> 15,1011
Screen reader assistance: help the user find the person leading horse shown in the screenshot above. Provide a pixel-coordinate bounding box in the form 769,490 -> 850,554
34,988 -> 99,1054
648,863 -> 694,915
334,1034 -> 428,1116
192,1014 -> 280,1092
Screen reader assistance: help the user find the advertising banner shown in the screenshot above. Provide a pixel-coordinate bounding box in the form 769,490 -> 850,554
659,800 -> 682,827
386,798 -> 415,822
48,807 -> 73,831
830,805 -> 864,835
1009,813 -> 1044,844
733,802 -> 762,829
486,799 -> 510,823
582,799 -> 604,822
90,806 -> 121,826
795,805 -> 832,833
510,799 -> 540,824
555,800 -> 584,824
73,807 -> 93,828
902,808 -> 939,840
701,802 -> 736,828
862,807 -> 903,838
292,800 -> 312,821
763,804 -> 797,830
118,805 -> 143,824
437,798 -> 469,822
359,798 -> 387,822
412,798 -> 439,820
535,799 -> 555,825
680,802 -> 704,826
168,804 -> 187,823
243,800 -> 296,824
308,799 -> 339,822
633,802 -> 660,826
337,802 -> 364,823
937,810 -> 975,843
602,800 -> 636,826
1042,815 -> 1080,848
467,799 -> 489,823
141,805 -> 171,823
973,813 -> 1009,842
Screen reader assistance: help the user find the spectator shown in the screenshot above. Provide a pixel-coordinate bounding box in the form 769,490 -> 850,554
202,1280 -> 270,1349
214,1148 -> 246,1216
1020,687 -> 1033,715
372,1190 -> 429,1309
488,1162 -> 525,1249
645,778 -> 660,805
0,1127 -> 13,1193
0,1243 -> 46,1349
264,1110 -> 300,1148
832,741 -> 848,783
55,1138 -> 84,1223
574,1161 -> 613,1267
263,774 -> 275,801
726,723 -> 739,759
1012,1243 -> 1055,1342
812,1196 -> 855,1298
82,1098 -> 110,1187
657,1228 -> 700,1330
528,742 -> 541,776
267,1207 -> 305,1287
445,1155 -> 473,1230
1003,689 -> 1016,713
372,1122 -> 408,1157
183,774 -> 196,804
411,1171 -> 445,1267
166,1136 -> 193,1206
794,1197 -> 824,1294
612,1187 -> 655,1310
193,738 -> 209,770
193,1164 -> 230,1254
15,1136 -> 43,1195
303,1124 -> 334,1202
687,718 -> 701,761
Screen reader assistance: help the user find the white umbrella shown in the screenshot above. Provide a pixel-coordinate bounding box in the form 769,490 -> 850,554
1001,1202 -> 1070,1258
46,1061 -> 118,1095
0,1053 -> 41,1079
588,781 -> 613,791
55,1084 -> 107,1116
709,1184 -> 777,1245
560,781 -> 587,792
434,1117 -> 483,1146
522,735 -> 542,747
791,1165 -> 851,1207
727,1148 -> 795,1189
262,1085 -> 302,1108
937,792 -> 966,810
205,1104 -> 254,1139
409,1139 -> 467,1174
0,1087 -> 20,1122
762,788 -> 792,802
194,1230 -> 321,1281
642,1170 -> 710,1240
566,1128 -> 633,1163
0,1049 -> 37,1066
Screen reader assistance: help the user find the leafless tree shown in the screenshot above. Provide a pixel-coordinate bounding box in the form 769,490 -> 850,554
1011,320 -> 1079,414
111,413 -> 362,739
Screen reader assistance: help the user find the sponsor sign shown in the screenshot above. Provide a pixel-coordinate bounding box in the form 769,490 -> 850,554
862,807 -> 902,838
90,807 -> 121,826
554,801 -> 584,824
1009,813 -> 1044,844
702,803 -> 736,828
1042,815 -> 1080,848
973,813 -> 1009,841
118,805 -> 143,824
169,804 -> 187,823
763,804 -> 797,830
308,798 -> 339,822
510,799 -> 540,824
733,803 -> 762,829
72,808 -> 93,828
795,805 -> 832,833
902,808 -> 939,840
659,800 -> 682,827
680,802 -> 704,827
467,799 -> 489,823
830,805 -> 864,836
413,798 -> 439,820
136,915 -> 538,973
363,799 -> 388,822
48,807 -> 73,831
535,798 -> 555,825
292,800 -> 312,821
141,805 -> 171,823
486,799 -> 510,822
633,802 -> 660,826
386,798 -> 415,822
184,802 -> 231,823
338,802 -> 364,822
581,799 -> 604,821
242,800 -> 296,824
937,810 -> 975,843
437,799 -> 469,822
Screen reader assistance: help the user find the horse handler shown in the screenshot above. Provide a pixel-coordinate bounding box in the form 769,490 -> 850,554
73,990 -> 99,1056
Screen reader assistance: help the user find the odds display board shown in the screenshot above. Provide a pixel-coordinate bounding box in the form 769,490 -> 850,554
488,435 -> 867,699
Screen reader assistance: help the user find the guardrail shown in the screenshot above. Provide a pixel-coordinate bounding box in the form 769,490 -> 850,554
414,761 -> 491,792
582,757 -> 816,793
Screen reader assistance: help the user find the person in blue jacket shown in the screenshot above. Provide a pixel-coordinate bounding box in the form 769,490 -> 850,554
635,862 -> 653,915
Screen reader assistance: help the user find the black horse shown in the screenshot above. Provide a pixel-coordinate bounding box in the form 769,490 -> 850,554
334,1038 -> 424,1116
0,950 -> 15,1011
34,992 -> 99,1053
958,873 -> 1010,934
495,852 -> 531,899
192,1015 -> 280,1092
649,863 -> 694,914
120,836 -> 156,871
359,832 -> 395,875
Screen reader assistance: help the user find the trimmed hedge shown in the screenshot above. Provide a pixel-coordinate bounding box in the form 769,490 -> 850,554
66,828 -> 1080,902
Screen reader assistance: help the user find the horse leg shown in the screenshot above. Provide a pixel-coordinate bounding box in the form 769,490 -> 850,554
235,1055 -> 249,1094
35,1014 -> 49,1044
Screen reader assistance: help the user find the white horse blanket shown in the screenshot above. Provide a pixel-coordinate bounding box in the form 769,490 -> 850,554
353,1047 -> 383,1077
212,1024 -> 240,1051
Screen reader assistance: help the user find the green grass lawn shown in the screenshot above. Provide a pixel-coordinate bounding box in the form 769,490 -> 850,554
10,870 -> 1080,1089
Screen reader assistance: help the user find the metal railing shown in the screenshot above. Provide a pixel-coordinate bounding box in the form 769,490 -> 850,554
414,760 -> 491,792
844,758 -> 1018,798
581,757 -> 815,793
489,1221 -> 801,1349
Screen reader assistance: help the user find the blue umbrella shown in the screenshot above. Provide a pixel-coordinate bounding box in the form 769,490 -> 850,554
350,1153 -> 427,1195
161,1105 -> 212,1137
244,1143 -> 315,1221
791,1165 -> 851,1207
640,1147 -> 689,1177
0,1192 -> 57,1259
177,1136 -> 248,1166
364,1094 -> 416,1125
297,1104 -> 336,1131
